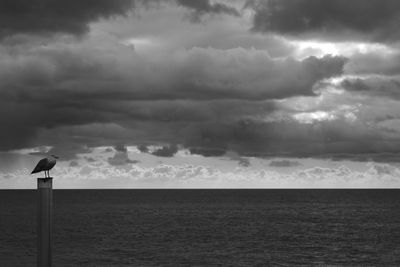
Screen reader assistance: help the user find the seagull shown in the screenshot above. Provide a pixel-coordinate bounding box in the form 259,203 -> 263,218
31,155 -> 59,178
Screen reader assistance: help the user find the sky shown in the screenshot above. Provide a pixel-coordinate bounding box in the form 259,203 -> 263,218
2,0 -> 400,188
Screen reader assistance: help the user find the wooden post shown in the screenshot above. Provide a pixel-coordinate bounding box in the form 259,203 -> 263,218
37,178 -> 53,267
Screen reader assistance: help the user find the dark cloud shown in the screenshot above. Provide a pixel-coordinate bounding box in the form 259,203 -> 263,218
1,3 -> 399,165
137,145 -> 149,153
104,147 -> 114,153
0,40 -> 346,153
107,147 -> 139,166
189,147 -> 227,157
176,0 -> 240,22
341,79 -> 370,92
341,77 -> 400,99
151,144 -> 178,157
0,0 -> 134,37
0,44 -> 346,103
269,160 -> 301,168
114,144 -> 128,152
15,93 -> 400,164
0,0 -> 242,38
84,156 -> 96,162
248,0 -> 400,41
181,117 -> 400,160
136,144 -> 178,157
160,52 -> 346,101
317,153 -> 400,163
25,97 -> 400,163
107,144 -> 139,165
224,151 -> 251,167
184,120 -> 268,157
345,52 -> 400,75
238,158 -> 250,167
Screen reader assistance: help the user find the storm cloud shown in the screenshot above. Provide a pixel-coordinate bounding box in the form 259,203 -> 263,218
176,0 -> 240,21
151,144 -> 179,157
269,160 -> 301,168
0,0 -> 134,37
248,0 -> 400,41
341,76 -> 400,100
0,33 -> 347,153
0,0 -> 242,38
107,145 -> 139,165
182,117 -> 396,159
1,0 -> 400,167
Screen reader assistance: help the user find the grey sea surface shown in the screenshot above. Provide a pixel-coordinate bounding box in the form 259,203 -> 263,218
0,189 -> 400,266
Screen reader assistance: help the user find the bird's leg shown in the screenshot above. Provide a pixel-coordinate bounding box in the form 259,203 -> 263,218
44,171 -> 47,178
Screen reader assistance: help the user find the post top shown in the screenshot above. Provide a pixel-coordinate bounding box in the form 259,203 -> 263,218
37,178 -> 53,188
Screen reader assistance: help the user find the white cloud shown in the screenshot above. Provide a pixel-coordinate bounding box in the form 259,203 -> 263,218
2,153 -> 400,188
291,40 -> 394,59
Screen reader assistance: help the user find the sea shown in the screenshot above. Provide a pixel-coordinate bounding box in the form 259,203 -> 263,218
0,189 -> 399,266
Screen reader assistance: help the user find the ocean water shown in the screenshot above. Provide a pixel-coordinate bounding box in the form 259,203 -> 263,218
0,189 -> 400,266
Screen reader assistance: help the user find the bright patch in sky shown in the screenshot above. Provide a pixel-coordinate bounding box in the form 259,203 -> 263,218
291,40 -> 394,59
121,37 -> 157,51
293,111 -> 336,124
